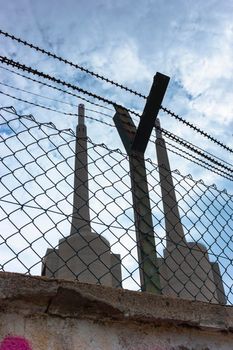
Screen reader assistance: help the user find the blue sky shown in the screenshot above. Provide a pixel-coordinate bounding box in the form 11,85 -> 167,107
0,0 -> 233,295
0,0 -> 232,174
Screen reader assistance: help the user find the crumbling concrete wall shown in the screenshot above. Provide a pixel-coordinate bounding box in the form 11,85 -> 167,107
0,272 -> 233,350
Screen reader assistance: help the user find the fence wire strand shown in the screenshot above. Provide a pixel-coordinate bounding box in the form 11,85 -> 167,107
0,54 -> 232,157
0,106 -> 232,305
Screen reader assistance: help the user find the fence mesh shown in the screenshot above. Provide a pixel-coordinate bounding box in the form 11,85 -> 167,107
0,106 -> 232,305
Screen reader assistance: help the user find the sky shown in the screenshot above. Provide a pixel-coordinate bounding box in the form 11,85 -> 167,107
0,0 -> 233,297
0,0 -> 232,171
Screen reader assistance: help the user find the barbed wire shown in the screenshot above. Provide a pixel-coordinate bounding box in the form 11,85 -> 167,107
0,65 -> 113,112
2,105 -> 233,261
1,106 -> 233,267
0,55 -> 124,108
155,127 -> 233,169
1,55 -> 232,158
149,129 -> 233,177
1,68 -> 232,173
161,138 -> 233,182
0,90 -> 116,129
2,104 -> 233,201
2,67 -> 232,175
0,29 -> 146,98
1,85 -> 232,181
151,131 -> 233,181
161,106 -> 233,154
0,80 -> 113,119
1,56 -> 232,177
0,55 -> 143,121
2,105 -> 232,196
3,71 -> 230,173
1,29 -> 232,157
158,127 -> 233,175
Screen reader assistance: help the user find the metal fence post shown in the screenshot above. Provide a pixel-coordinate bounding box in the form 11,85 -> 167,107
113,72 -> 170,293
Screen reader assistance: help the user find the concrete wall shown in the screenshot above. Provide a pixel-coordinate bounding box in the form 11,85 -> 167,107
0,272 -> 233,350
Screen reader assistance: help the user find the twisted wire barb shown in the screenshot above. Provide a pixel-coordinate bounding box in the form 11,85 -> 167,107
0,29 -> 146,98
1,29 -> 231,155
161,106 -> 233,154
1,85 -> 232,179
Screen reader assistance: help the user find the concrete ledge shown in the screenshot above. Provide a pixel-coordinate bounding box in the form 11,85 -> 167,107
0,272 -> 232,332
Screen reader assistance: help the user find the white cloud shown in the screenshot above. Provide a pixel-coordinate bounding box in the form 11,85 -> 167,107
0,0 -> 233,295
89,39 -> 151,84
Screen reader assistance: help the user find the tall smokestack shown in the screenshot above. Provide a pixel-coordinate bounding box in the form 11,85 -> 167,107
155,118 -> 186,250
70,104 -> 91,235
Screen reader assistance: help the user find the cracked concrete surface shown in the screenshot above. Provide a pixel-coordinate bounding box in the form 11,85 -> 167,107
0,272 -> 233,349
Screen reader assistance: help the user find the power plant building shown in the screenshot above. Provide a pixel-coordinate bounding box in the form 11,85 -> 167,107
155,119 -> 226,304
42,104 -> 122,288
42,104 -> 225,303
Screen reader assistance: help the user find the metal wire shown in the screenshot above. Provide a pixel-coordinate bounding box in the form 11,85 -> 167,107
161,106 -> 233,154
158,127 -> 233,175
0,65 -> 114,112
0,54 -> 231,156
0,29 -> 146,98
0,106 -> 232,304
0,55 -> 120,107
0,90 -> 115,128
3,77 -> 231,176
1,27 -> 231,159
1,86 -> 232,180
158,138 -> 233,182
2,69 -> 231,170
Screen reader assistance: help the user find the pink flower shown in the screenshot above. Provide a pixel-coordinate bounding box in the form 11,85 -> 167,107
0,336 -> 32,350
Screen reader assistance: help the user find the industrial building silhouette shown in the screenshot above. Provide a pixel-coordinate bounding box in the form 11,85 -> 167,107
155,118 -> 226,304
42,105 -> 225,303
42,104 -> 122,287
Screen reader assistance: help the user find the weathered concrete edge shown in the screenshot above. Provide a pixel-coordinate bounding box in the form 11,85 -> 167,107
0,272 -> 232,332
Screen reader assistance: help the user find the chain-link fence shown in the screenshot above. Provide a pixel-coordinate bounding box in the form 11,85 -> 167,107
0,106 -> 232,305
